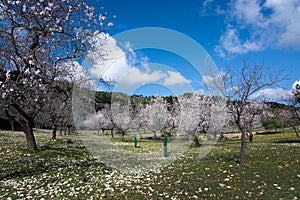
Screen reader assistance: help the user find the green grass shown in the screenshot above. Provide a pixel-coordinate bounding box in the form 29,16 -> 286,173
0,129 -> 300,199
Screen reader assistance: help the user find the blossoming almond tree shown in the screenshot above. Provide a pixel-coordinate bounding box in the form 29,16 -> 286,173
0,0 -> 108,150
225,61 -> 287,166
95,104 -> 115,137
177,92 -> 212,146
227,100 -> 269,142
130,103 -> 149,138
146,96 -> 170,140
111,101 -> 133,141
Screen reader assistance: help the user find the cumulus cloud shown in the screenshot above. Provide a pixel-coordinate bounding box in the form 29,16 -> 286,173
163,71 -> 191,86
251,80 -> 300,102
251,87 -> 294,102
118,67 -> 166,86
215,26 -> 263,57
88,33 -> 131,81
208,0 -> 300,57
87,33 -> 190,92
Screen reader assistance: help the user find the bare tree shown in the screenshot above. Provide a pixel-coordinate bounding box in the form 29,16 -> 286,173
225,61 -> 287,166
0,0 -> 108,150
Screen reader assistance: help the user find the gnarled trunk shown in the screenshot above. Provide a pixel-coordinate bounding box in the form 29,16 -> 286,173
5,105 -> 37,150
23,119 -> 38,150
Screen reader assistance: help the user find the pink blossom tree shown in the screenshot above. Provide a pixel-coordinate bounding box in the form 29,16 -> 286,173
111,101 -> 133,141
225,61 -> 287,166
228,100 -> 268,142
95,104 -> 116,137
0,0 -> 109,150
130,103 -> 149,138
177,92 -> 213,146
145,96 -> 170,140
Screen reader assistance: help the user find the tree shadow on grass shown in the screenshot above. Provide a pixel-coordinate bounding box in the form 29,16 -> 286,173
0,155 -> 103,181
275,139 -> 300,144
256,131 -> 282,135
0,142 -> 106,181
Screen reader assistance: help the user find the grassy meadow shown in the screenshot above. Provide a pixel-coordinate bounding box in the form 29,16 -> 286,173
0,129 -> 300,199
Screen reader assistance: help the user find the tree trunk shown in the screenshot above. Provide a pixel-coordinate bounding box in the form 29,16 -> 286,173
67,125 -> 71,135
190,132 -> 200,147
59,125 -> 63,135
240,130 -> 246,166
213,132 -> 218,141
23,119 -> 38,150
121,130 -> 124,141
52,124 -> 57,140
166,131 -> 172,142
249,132 -> 253,142
10,120 -> 15,131
292,126 -> 300,139
296,131 -> 300,139
6,105 -> 37,150
111,129 -> 114,138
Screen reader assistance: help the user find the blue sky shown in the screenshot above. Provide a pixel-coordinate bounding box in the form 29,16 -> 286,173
88,0 -> 300,99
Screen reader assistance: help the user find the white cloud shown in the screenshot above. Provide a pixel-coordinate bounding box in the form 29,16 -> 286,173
251,80 -> 300,102
251,87 -> 293,102
200,0 -> 214,16
264,0 -> 300,49
231,0 -> 265,26
214,0 -> 300,57
200,0 -> 226,16
163,71 -> 191,86
215,26 -> 263,57
88,33 -> 131,81
87,33 -> 190,92
119,67 -> 166,86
